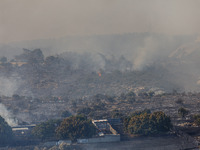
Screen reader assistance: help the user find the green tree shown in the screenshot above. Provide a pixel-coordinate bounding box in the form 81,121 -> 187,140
0,115 -> 13,146
32,119 -> 61,141
124,111 -> 172,135
150,111 -> 172,133
178,107 -> 189,118
127,112 -> 150,135
56,115 -> 96,142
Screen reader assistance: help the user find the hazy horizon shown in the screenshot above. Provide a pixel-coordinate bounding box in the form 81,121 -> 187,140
1,0 -> 200,44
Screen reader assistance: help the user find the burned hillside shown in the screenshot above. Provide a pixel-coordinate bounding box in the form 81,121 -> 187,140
0,49 -> 200,148
1,90 -> 200,125
0,49 -> 185,99
0,48 -> 200,124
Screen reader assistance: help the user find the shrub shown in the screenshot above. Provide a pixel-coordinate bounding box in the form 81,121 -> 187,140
56,115 -> 96,142
124,111 -> 172,135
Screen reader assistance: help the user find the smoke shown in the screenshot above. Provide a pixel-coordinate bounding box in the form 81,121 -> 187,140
59,51 -> 133,73
0,32 -> 194,72
133,37 -> 158,70
1,0 -> 200,44
0,0 -> 198,76
0,103 -> 18,126
0,76 -> 20,126
0,76 -> 21,97
60,52 -> 106,72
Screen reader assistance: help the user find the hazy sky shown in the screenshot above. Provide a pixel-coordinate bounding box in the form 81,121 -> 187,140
0,0 -> 200,43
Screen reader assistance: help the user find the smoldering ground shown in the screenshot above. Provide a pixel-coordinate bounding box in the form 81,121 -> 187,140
0,32 -> 199,94
0,103 -> 18,126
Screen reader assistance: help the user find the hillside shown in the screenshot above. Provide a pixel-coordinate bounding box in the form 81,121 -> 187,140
0,34 -> 200,124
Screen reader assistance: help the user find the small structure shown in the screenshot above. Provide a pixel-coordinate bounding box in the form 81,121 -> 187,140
77,134 -> 120,144
57,140 -> 72,146
92,119 -> 111,133
43,141 -> 57,147
12,124 -> 36,140
107,118 -> 121,125
78,119 -> 120,144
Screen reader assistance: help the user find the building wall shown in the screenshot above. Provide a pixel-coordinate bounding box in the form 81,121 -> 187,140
77,134 -> 120,144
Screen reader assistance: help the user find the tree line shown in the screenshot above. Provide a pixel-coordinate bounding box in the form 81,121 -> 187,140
3,108 -> 200,147
123,110 -> 172,135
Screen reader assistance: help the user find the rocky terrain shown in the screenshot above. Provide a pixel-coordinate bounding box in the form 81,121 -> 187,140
0,91 -> 200,126
0,33 -> 200,149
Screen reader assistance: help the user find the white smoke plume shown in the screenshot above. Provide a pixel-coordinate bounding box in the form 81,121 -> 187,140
133,36 -> 158,70
0,103 -> 18,126
0,76 -> 21,97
